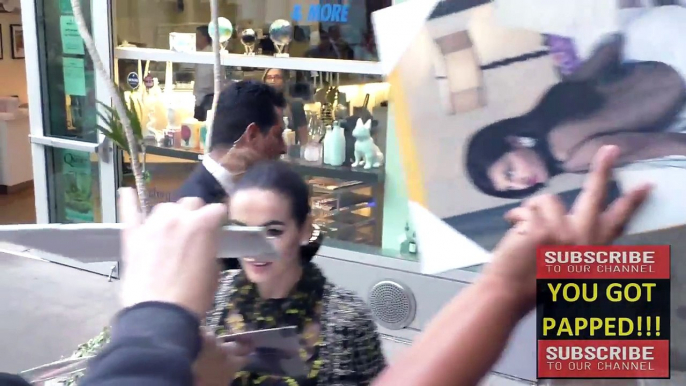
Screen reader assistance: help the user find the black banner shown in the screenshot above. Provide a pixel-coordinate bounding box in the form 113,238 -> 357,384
537,279 -> 670,341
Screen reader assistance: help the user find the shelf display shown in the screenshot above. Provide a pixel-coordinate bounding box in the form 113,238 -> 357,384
208,17 -> 234,51
112,0 -> 387,62
309,178 -> 378,245
323,121 -> 346,167
240,29 -> 257,56
115,46 -> 384,75
269,19 -> 293,58
351,119 -> 384,169
169,33 -> 196,53
114,55 -> 389,246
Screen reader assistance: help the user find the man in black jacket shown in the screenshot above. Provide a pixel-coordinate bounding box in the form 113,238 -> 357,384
174,80 -> 287,205
174,80 -> 288,270
173,80 -> 323,269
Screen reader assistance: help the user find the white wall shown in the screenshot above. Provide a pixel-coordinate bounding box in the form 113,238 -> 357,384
0,11 -> 27,103
0,114 -> 32,186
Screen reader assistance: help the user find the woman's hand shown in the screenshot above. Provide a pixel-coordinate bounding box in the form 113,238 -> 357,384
486,145 -> 652,311
194,330 -> 252,386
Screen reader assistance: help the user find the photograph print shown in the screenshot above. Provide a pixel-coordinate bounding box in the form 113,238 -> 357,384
387,0 -> 686,250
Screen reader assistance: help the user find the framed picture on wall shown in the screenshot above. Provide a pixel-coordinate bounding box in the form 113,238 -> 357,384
0,27 -> 4,60
10,24 -> 23,59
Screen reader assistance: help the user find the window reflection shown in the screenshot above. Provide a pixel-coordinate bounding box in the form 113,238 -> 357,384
113,0 -> 390,61
114,58 -> 390,247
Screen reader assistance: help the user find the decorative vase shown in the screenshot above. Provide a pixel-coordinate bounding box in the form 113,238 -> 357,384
322,125 -> 333,165
326,121 -> 346,166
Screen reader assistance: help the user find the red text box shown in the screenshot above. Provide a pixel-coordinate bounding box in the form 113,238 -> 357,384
537,246 -> 670,280
537,339 -> 669,378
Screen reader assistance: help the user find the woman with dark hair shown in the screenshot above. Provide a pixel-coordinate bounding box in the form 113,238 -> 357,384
205,160 -> 385,385
263,68 -> 309,145
465,5 -> 686,199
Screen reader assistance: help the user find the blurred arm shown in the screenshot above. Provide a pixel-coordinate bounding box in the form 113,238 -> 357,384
372,277 -> 528,386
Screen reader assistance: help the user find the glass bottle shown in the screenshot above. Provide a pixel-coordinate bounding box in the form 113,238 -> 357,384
408,232 -> 418,254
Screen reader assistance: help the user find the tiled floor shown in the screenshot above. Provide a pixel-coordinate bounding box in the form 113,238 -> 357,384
0,187 -> 36,224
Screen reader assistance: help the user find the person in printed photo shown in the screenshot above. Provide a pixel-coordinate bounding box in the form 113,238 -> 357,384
465,6 -> 686,199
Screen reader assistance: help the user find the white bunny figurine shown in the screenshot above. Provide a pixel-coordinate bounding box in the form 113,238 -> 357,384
351,118 -> 384,169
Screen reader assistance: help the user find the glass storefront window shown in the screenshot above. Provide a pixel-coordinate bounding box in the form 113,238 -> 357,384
46,148 -> 102,223
37,0 -> 98,142
120,152 -> 198,206
113,0 -> 391,61
113,59 -> 389,247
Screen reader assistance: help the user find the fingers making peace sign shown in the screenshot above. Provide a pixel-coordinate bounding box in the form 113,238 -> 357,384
485,145 -> 652,309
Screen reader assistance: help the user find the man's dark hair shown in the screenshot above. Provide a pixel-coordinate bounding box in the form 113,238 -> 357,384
210,80 -> 287,150
196,26 -> 211,43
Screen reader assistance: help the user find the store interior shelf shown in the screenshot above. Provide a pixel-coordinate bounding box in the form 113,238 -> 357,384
287,158 -> 384,183
143,144 -> 384,183
145,144 -> 202,161
114,47 -> 385,75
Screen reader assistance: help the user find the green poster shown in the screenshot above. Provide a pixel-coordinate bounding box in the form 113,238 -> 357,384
60,16 -> 84,55
59,0 -> 73,14
62,150 -> 94,223
62,57 -> 87,96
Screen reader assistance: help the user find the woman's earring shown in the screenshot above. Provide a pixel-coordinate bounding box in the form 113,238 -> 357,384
518,137 -> 536,148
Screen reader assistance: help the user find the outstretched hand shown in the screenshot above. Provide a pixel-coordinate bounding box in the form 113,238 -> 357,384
194,330 -> 253,386
118,188 -> 228,318
486,145 -> 652,311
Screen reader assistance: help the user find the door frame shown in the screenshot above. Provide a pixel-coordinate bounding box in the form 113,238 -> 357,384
22,0 -> 119,277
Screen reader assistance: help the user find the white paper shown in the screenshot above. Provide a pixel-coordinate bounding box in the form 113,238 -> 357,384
220,326 -> 306,378
409,202 -> 491,275
0,223 -> 277,263
372,0 -> 442,75
616,158 -> 686,234
492,0 -> 620,37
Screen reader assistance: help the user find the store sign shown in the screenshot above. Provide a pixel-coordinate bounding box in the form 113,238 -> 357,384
291,3 -> 350,23
127,72 -> 140,90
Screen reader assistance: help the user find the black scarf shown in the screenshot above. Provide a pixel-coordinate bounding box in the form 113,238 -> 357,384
223,263 -> 327,386
227,262 -> 326,333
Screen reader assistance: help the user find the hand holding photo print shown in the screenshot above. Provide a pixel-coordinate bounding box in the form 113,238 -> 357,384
374,0 -> 686,268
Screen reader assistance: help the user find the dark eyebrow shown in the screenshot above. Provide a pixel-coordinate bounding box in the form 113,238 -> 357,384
228,220 -> 285,227
261,220 -> 285,227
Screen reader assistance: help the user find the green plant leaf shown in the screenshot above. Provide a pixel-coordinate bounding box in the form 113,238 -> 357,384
96,105 -> 129,152
97,125 -> 129,152
96,93 -> 145,154
119,90 -> 144,142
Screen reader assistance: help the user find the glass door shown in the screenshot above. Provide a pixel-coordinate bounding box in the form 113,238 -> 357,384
24,0 -> 118,277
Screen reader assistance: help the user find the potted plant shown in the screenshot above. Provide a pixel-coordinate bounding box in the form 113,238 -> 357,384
96,93 -> 150,184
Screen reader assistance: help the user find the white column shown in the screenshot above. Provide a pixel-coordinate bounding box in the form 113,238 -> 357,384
20,0 -> 49,223
93,0 -> 118,223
